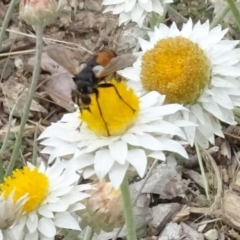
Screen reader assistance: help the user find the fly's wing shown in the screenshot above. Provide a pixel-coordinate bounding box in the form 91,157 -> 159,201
46,45 -> 79,76
95,54 -> 137,78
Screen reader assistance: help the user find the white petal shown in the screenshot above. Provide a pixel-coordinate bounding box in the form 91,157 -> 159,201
211,89 -> 234,109
140,91 -> 160,108
72,154 -> 94,169
119,12 -> 131,25
109,162 -> 129,188
125,0 -> 136,11
109,141 -> 128,164
137,133 -> 162,150
121,133 -> 140,146
68,202 -> 86,212
148,151 -> 166,161
38,206 -> 54,218
38,218 -> 56,238
139,0 -> 152,12
158,137 -> 188,158
25,230 -> 38,240
26,214 -> 38,233
94,149 -> 114,180
151,0 -> 163,14
131,4 -> 144,22
83,168 -> 95,178
150,120 -> 186,139
127,149 -> 147,177
61,192 -> 90,204
54,212 -> 80,230
47,199 -> 68,212
190,104 -> 205,125
138,38 -> 153,52
195,129 -> 210,149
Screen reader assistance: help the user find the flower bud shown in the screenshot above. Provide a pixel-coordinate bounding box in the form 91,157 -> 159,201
79,181 -> 124,233
19,0 -> 59,26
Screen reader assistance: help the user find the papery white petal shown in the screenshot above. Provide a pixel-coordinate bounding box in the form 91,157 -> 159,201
54,212 -> 80,230
109,162 -> 129,188
127,149 -> 147,177
38,218 -> 56,238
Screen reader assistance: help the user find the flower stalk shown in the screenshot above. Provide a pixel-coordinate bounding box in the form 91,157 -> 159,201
83,227 -> 94,240
120,177 -> 137,240
227,0 -> 240,30
0,0 -> 18,52
195,142 -> 210,201
5,24 -> 44,177
210,5 -> 230,28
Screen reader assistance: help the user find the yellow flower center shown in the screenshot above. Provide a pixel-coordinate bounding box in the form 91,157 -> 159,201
80,79 -> 140,137
141,36 -> 211,104
0,166 -> 49,213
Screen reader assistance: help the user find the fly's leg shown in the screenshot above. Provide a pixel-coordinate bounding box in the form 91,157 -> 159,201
98,83 -> 136,112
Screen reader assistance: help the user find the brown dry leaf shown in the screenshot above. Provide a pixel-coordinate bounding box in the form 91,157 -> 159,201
28,52 -> 69,75
45,74 -> 76,111
1,78 -> 47,117
173,205 -> 190,223
28,52 -> 77,111
224,125 -> 240,145
222,190 -> 240,231
228,229 -> 240,240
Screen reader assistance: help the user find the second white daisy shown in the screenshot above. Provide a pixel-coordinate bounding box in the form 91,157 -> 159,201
39,79 -> 191,188
119,19 -> 240,148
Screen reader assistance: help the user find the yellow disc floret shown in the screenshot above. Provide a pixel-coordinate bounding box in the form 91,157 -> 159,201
80,79 -> 140,137
0,166 -> 49,213
141,36 -> 211,104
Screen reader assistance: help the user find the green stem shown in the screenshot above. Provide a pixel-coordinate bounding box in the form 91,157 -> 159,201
0,91 -> 26,182
120,177 -> 137,240
32,123 -> 39,166
83,226 -> 94,240
0,0 -> 18,52
4,24 -> 44,177
195,142 -> 210,201
210,5 -> 230,28
227,0 -> 240,30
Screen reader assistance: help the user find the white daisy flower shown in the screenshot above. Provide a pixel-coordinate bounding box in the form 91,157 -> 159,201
39,79 -> 192,188
119,19 -> 240,148
0,160 -> 91,240
102,0 -> 173,27
0,191 -> 27,240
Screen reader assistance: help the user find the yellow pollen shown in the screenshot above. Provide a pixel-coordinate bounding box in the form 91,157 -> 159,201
0,166 -> 49,213
141,36 -> 211,104
80,79 -> 140,137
